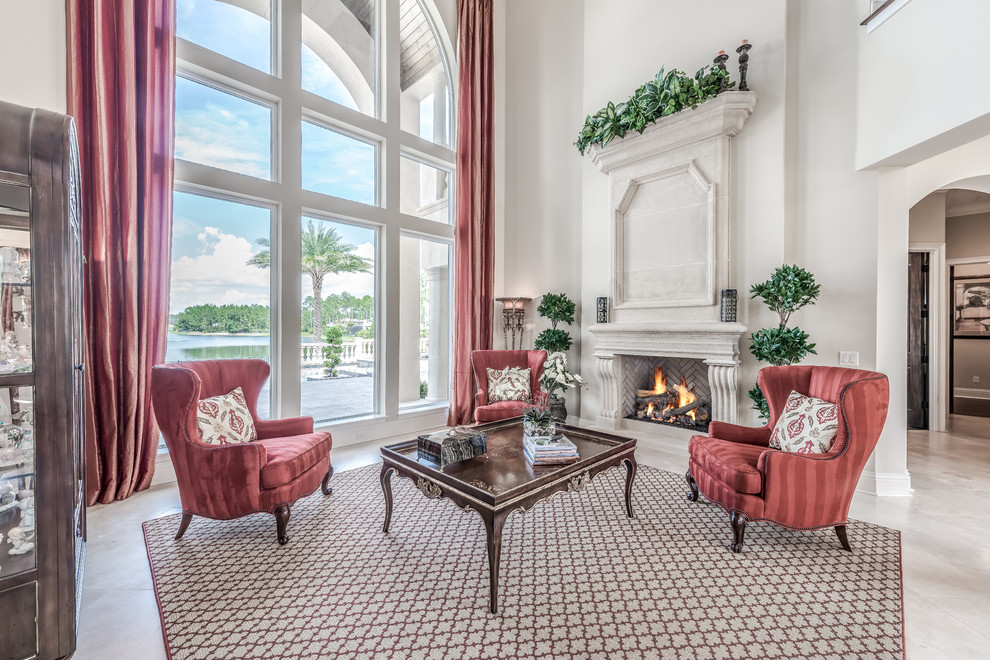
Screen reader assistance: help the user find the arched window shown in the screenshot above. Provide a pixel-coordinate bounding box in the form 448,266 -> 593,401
169,0 -> 456,435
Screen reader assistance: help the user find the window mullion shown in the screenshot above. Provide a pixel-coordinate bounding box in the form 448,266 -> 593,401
381,0 -> 403,419
276,0 -> 304,418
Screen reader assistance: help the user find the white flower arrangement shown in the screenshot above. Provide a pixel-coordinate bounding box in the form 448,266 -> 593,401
540,352 -> 586,399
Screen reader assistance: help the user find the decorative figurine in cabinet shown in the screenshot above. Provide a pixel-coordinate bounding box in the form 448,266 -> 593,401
0,100 -> 86,660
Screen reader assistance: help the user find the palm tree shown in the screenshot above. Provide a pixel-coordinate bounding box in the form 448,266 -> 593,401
247,221 -> 372,340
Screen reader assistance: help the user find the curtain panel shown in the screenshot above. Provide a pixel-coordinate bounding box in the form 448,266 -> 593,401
448,0 -> 496,426
67,0 -> 176,504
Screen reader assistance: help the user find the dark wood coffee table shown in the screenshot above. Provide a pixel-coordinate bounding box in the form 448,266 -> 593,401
379,419 -> 638,613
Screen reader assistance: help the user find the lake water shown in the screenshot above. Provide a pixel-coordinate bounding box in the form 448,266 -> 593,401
165,333 -> 275,363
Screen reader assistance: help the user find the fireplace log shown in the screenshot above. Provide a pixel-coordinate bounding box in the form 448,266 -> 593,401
636,389 -> 664,398
661,400 -> 702,418
635,394 -> 670,407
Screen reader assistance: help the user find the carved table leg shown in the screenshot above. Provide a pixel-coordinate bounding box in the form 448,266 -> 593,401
623,457 -> 638,518
380,464 -> 395,533
729,511 -> 747,553
321,463 -> 335,496
175,513 -> 192,540
835,525 -> 852,552
275,504 -> 291,545
484,511 -> 509,614
686,471 -> 699,502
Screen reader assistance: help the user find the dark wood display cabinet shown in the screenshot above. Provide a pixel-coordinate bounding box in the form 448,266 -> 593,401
0,101 -> 86,659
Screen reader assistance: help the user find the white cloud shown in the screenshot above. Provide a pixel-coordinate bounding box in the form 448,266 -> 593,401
170,227 -> 269,313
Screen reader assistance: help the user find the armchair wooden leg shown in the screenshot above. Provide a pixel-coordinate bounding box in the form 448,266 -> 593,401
275,504 -> 291,545
686,471 -> 699,502
321,464 -> 335,496
175,513 -> 192,540
729,511 -> 747,553
835,525 -> 852,552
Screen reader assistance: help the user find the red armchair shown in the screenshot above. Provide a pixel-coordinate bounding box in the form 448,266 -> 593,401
471,350 -> 547,423
686,365 -> 889,553
151,359 -> 333,545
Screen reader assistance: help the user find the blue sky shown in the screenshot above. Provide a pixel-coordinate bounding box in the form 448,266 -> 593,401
172,0 -> 377,316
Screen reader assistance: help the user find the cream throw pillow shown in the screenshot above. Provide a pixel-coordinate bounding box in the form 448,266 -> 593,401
769,390 -> 840,454
486,367 -> 532,403
196,387 -> 258,445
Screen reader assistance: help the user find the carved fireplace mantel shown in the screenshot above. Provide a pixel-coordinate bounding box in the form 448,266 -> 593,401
587,91 -> 757,432
589,321 -> 746,427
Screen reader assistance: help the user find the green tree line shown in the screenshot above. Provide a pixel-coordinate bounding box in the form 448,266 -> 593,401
302,292 -> 373,336
171,304 -> 271,334
170,295 -> 376,336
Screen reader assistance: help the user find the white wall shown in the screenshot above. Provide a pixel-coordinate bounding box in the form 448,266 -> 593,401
909,192 -> 946,244
947,213 -> 990,259
0,1 -> 66,112
785,0 -> 880,378
857,0 -> 990,168
497,0 -> 585,411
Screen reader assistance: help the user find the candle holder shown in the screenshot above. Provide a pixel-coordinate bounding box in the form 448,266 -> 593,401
736,40 -> 752,91
495,297 -> 531,349
596,297 -> 609,324
714,51 -> 730,92
721,289 -> 738,323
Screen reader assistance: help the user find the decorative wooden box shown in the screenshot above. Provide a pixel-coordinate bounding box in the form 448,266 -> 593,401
417,428 -> 487,467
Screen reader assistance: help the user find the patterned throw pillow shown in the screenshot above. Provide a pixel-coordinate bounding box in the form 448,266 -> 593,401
196,387 -> 258,445
486,367 -> 532,403
769,390 -> 840,454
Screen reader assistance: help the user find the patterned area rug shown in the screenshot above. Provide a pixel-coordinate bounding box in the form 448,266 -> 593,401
143,464 -> 904,659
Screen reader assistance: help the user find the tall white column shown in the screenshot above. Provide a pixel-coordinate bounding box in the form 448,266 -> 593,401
426,264 -> 449,402
398,238 -> 422,404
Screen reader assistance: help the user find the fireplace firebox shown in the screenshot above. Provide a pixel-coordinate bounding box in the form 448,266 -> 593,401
623,356 -> 711,432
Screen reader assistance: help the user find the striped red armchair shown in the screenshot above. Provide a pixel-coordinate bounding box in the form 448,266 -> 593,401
151,359 -> 333,545
471,350 -> 547,423
686,365 -> 889,553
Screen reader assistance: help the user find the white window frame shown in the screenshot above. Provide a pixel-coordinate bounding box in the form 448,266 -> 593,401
173,0 -> 456,442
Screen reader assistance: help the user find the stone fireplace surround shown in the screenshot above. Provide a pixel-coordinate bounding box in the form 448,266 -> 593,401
586,91 -> 757,435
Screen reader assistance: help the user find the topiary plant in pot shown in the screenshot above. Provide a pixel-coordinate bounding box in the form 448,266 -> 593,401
747,265 -> 821,420
534,292 -> 576,353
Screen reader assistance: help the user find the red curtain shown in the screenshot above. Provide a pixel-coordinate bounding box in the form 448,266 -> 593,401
448,0 -> 496,426
67,0 -> 176,504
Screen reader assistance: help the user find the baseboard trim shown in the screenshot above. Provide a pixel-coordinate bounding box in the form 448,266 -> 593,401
152,452 -> 177,487
859,470 -> 913,497
953,387 -> 990,400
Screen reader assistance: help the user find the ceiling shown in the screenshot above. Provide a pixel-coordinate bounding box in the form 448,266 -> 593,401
945,189 -> 990,218
340,0 -> 445,91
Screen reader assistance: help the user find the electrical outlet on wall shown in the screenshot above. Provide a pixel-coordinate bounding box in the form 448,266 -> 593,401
974,376 -> 981,384
839,351 -> 860,367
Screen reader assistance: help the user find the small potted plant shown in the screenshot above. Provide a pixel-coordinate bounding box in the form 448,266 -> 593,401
522,400 -> 556,439
540,351 -> 586,422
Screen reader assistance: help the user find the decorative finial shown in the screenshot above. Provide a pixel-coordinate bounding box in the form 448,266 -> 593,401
713,51 -> 730,92
736,40 -> 753,91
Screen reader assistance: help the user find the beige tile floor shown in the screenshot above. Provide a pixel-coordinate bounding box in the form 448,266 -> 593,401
74,417 -> 990,659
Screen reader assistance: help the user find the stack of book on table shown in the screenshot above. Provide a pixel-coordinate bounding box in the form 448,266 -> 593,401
523,434 -> 579,465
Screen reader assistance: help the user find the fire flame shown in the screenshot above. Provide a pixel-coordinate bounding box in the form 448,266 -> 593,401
663,375 -> 698,419
646,402 -> 654,416
653,367 -> 667,394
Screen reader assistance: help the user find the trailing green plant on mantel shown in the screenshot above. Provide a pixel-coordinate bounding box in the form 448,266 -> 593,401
575,64 -> 735,155
747,265 -> 821,420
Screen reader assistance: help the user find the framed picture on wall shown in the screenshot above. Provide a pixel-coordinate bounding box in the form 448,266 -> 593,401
953,275 -> 990,338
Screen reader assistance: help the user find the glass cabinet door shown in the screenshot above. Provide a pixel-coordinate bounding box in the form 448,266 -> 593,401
0,181 -> 32,375
0,180 -> 35,577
